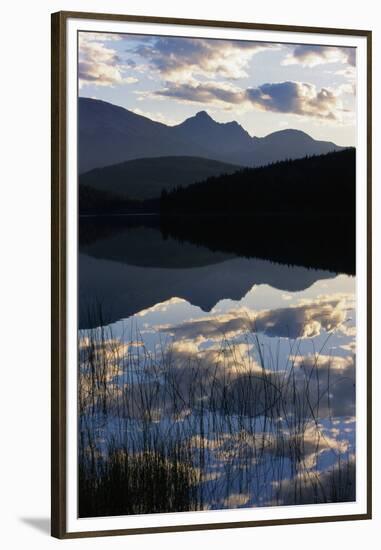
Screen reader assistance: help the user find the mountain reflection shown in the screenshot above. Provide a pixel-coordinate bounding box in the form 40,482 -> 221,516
78,216 -> 356,517
79,218 -> 339,329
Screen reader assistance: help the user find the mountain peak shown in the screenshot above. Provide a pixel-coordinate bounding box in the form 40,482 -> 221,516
194,110 -> 213,121
173,110 -> 254,156
79,97 -> 342,173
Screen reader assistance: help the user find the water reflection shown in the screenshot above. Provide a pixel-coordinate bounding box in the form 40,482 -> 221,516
79,220 -> 339,328
78,218 -> 356,517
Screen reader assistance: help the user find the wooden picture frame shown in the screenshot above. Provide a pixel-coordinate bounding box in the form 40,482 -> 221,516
51,11 -> 372,539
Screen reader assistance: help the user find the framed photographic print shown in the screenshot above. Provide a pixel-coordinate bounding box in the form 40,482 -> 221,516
51,11 -> 372,539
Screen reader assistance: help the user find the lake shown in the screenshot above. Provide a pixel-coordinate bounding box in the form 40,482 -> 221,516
78,216 -> 356,517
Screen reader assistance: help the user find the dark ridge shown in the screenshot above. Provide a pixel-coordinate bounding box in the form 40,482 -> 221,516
79,156 -> 241,201
159,213 -> 355,275
160,149 -> 355,216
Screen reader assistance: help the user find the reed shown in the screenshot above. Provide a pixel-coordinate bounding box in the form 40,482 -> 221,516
78,316 -> 355,517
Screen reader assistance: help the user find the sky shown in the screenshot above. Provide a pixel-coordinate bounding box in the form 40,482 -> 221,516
78,31 -> 356,146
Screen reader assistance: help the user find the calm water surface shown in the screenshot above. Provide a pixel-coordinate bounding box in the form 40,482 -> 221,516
78,219 -> 356,515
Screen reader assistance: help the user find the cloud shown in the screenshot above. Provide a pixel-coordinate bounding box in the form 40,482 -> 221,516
152,295 -> 355,418
153,80 -> 346,120
226,352 -> 355,420
335,66 -> 356,83
137,297 -> 186,317
246,81 -> 342,120
223,493 -> 250,508
290,354 -> 356,418
254,296 -> 348,338
160,339 -> 267,405
293,353 -> 355,373
79,337 -> 130,366
152,80 -> 245,109
78,32 -> 138,88
192,421 -> 350,473
161,295 -> 350,341
274,457 -> 355,505
96,338 -> 270,421
79,32 -> 126,42
282,45 -> 356,67
132,36 -> 274,81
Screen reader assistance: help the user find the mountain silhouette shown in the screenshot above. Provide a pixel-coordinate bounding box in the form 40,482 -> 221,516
79,156 -> 241,200
172,110 -> 253,156
78,98 -> 211,173
245,129 -> 342,167
79,222 -> 337,329
79,97 -> 343,173
160,149 -> 355,216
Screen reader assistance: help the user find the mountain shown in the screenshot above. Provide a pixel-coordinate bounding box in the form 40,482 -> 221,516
79,251 -> 336,329
246,129 -> 342,167
78,98 -> 344,173
171,110 -> 254,156
171,112 -> 342,166
79,156 -> 241,200
79,221 -> 337,328
78,98 -> 211,173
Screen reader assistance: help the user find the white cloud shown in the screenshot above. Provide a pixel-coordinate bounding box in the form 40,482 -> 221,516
161,295 -> 350,341
79,32 -> 139,88
151,80 -> 349,121
282,45 -> 356,68
132,36 -> 276,82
